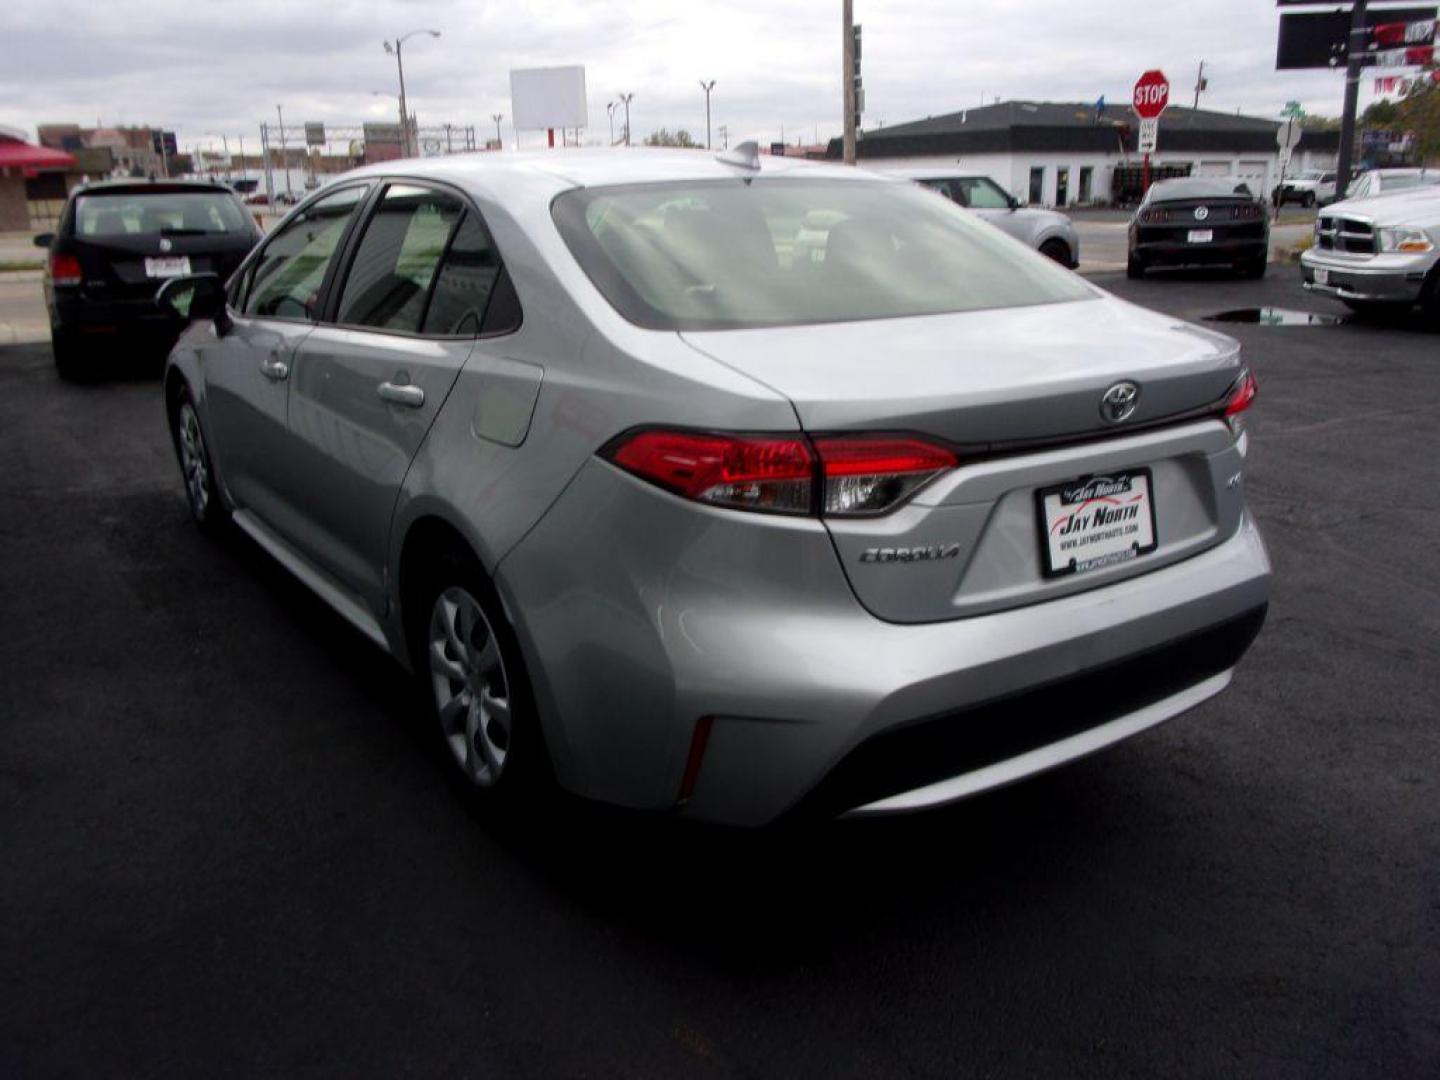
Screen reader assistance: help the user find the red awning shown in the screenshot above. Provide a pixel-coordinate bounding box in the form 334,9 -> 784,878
0,139 -> 76,170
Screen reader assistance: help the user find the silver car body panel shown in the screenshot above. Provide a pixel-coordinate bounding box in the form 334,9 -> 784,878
165,149 -> 1270,825
1300,187 -> 1440,305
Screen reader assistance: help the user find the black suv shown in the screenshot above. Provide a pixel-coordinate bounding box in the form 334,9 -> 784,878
36,180 -> 263,379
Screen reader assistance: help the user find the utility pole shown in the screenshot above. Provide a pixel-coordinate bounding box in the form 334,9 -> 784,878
276,104 -> 291,200
385,30 -> 441,158
618,92 -> 634,146
1335,0 -> 1368,198
260,122 -> 274,205
1193,60 -> 1206,110
842,0 -> 857,164
699,80 -> 716,149
492,113 -> 503,149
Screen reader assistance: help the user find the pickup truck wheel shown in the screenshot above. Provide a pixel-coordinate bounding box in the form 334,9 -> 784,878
1420,266 -> 1440,327
1302,192 -> 1316,208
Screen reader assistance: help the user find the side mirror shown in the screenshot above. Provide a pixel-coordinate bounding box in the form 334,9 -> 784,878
33,233 -> 54,248
156,273 -> 232,335
1006,195 -> 1020,212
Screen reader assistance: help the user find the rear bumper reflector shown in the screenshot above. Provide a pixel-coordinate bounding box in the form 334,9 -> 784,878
677,715 -> 716,805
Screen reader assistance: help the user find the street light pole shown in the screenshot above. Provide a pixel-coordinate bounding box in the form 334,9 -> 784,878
606,101 -> 616,146
385,29 -> 441,158
699,80 -> 716,149
492,113 -> 503,149
617,92 -> 634,146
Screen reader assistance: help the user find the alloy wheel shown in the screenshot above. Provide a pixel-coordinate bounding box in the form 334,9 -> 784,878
177,402 -> 211,519
428,587 -> 512,787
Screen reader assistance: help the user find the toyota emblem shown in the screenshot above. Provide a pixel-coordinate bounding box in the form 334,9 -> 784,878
159,238 -> 173,252
1100,381 -> 1140,423
1193,206 -> 1210,221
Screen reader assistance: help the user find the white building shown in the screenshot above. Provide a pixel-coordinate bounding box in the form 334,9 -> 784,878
833,101 -> 1339,207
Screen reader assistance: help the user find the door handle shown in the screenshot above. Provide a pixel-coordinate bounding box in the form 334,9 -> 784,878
378,381 -> 425,408
259,353 -> 289,381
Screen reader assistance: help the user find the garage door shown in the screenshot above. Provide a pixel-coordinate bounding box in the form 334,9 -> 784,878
1198,161 -> 1232,177
1236,160 -> 1268,193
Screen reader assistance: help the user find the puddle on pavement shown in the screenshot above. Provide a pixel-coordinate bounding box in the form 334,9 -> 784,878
1206,307 -> 1347,327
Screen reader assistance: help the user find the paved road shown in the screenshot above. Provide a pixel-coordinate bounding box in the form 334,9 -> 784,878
1,274 -> 1437,1077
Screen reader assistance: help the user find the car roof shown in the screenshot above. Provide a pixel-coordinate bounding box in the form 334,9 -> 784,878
325,148 -> 892,209
74,178 -> 236,196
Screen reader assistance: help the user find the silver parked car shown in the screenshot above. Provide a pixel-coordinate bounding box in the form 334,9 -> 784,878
158,148 -> 1269,827
884,168 -> 1080,267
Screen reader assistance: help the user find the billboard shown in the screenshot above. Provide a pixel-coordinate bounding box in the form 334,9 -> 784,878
1276,6 -> 1435,69
510,65 -> 588,130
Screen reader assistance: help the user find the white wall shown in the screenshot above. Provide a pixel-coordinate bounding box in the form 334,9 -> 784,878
867,147 -> 1295,206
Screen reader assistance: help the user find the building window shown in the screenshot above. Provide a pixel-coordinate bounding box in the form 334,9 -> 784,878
1028,166 -> 1045,205
1056,167 -> 1070,206
1078,166 -> 1093,203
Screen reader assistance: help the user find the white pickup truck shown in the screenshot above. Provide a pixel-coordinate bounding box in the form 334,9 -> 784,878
1300,185 -> 1440,319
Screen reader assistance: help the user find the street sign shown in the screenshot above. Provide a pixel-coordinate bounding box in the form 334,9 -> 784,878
304,122 -> 326,147
1138,117 -> 1158,154
1277,117 -> 1303,152
1132,70 -> 1170,119
1276,7 -> 1435,69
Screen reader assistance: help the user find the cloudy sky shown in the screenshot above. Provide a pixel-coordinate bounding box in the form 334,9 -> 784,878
0,0 -> 1398,155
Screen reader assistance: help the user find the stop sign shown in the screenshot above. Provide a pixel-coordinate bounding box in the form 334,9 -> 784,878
1132,70 -> 1170,120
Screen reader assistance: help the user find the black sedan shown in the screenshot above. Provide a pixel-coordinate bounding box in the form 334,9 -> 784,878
1127,177 -> 1269,280
36,180 -> 262,380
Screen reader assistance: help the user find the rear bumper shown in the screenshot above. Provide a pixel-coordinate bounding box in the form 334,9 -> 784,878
51,291 -> 178,335
1134,237 -> 1267,266
1299,249 -> 1433,304
499,457 -> 1272,827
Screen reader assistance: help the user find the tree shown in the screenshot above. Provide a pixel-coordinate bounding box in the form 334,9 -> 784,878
1396,67 -> 1440,165
643,128 -> 698,148
1361,99 -> 1400,127
1299,114 -> 1341,131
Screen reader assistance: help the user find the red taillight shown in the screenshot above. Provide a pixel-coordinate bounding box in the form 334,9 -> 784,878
813,435 -> 958,516
1223,369 -> 1258,417
604,429 -> 959,517
606,429 -> 815,514
1138,207 -> 1171,224
49,252 -> 82,287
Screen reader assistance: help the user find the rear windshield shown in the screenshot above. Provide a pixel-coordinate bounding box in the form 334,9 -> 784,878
552,178 -> 1093,330
1145,178 -> 1253,203
75,191 -> 251,238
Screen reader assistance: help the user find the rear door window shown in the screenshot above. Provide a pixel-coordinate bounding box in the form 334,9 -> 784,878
421,211 -> 507,335
243,185 -> 368,321
334,184 -> 463,334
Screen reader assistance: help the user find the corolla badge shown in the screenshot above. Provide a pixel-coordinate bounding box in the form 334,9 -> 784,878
1193,206 -> 1210,221
1100,381 -> 1140,423
159,238 -> 173,252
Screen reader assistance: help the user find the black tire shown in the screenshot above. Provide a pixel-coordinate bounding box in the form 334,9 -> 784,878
1419,266 -> 1440,328
52,330 -> 93,382
1126,252 -> 1146,279
1302,192 -> 1316,208
1039,239 -> 1072,267
1239,255 -> 1267,280
406,543 -> 546,807
167,384 -> 229,532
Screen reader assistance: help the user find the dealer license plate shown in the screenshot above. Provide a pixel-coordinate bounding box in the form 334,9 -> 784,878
144,256 -> 191,279
1313,267 -> 1329,286
1037,469 -> 1158,578
1187,229 -> 1214,244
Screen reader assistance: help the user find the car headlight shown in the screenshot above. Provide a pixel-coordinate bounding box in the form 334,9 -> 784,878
1377,227 -> 1435,254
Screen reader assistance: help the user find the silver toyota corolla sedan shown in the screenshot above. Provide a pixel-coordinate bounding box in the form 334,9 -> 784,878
158,146 -> 1270,826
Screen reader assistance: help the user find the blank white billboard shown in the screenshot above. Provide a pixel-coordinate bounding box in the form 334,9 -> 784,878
510,65 -> 589,131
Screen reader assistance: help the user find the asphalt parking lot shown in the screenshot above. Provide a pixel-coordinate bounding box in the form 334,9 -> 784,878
1,270 -> 1437,1077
